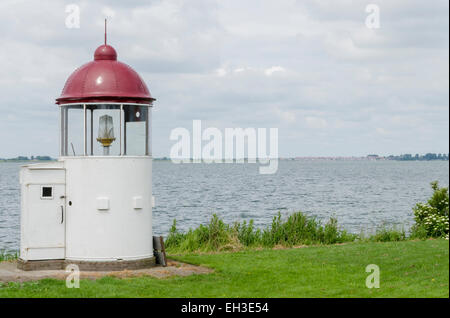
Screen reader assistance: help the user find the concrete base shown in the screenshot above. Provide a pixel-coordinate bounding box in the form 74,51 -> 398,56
17,259 -> 64,271
17,257 -> 156,271
1,260 -> 213,283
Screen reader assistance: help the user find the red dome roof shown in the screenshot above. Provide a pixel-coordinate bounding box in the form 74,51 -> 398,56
56,44 -> 155,104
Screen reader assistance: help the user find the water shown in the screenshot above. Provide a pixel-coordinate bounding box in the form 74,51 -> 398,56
1,160 -> 448,252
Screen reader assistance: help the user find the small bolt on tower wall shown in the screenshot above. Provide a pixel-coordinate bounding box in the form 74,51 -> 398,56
18,21 -> 156,271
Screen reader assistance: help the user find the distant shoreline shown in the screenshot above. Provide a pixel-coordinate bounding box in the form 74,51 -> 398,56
0,159 -> 56,163
2,155 -> 448,163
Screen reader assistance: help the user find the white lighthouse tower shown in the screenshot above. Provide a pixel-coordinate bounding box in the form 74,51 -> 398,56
18,34 -> 156,271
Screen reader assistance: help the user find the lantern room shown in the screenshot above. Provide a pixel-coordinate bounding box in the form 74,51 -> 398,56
57,44 -> 155,157
19,33 -> 156,271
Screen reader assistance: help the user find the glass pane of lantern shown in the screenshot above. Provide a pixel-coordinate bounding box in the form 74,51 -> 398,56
123,105 -> 148,156
60,107 -> 66,156
85,109 -> 92,155
147,108 -> 152,156
66,105 -> 84,156
88,105 -> 121,156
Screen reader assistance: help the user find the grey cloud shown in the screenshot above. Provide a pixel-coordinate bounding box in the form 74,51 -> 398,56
0,0 -> 448,158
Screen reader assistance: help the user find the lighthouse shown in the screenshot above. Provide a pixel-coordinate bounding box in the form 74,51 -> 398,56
18,30 -> 156,271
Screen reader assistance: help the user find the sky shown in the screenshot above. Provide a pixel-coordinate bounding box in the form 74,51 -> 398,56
0,0 -> 448,158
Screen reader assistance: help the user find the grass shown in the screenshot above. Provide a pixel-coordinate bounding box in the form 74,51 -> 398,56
165,212 -> 410,253
0,239 -> 448,298
360,226 -> 407,242
0,251 -> 17,262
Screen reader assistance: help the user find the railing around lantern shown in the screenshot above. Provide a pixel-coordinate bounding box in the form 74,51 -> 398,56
59,103 -> 152,157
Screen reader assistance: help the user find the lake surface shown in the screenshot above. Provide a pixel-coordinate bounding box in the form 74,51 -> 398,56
1,160 -> 448,252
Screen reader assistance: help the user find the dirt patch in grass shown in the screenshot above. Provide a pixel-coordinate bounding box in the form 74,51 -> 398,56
0,260 -> 213,283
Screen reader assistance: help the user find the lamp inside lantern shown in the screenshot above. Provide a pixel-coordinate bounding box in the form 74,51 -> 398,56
97,114 -> 116,155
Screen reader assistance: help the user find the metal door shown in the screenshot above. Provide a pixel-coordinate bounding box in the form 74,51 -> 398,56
24,183 -> 66,260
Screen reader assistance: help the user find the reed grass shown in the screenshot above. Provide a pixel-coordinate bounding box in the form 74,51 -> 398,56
165,212 -> 359,253
165,212 -> 413,253
0,250 -> 18,262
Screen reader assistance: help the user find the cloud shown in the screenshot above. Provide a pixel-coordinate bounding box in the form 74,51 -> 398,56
265,66 -> 286,76
306,116 -> 328,129
376,127 -> 389,135
0,0 -> 448,158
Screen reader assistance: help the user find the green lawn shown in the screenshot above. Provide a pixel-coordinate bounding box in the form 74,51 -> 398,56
0,239 -> 448,298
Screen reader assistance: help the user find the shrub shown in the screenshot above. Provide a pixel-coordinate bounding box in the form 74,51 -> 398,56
165,215 -> 240,252
366,226 -> 407,242
234,219 -> 261,247
164,220 -> 186,248
411,181 -> 449,239
0,250 -> 18,262
165,211 -> 357,253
